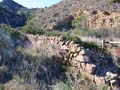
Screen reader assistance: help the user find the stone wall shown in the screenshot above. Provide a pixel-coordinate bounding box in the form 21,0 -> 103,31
26,34 -> 120,90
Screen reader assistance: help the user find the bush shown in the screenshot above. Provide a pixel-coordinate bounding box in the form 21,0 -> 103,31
0,84 -> 4,90
22,22 -> 45,35
72,15 -> 86,28
109,0 -> 120,3
63,32 -> 81,43
72,14 -> 87,30
44,31 -> 61,36
0,24 -> 20,37
52,81 -> 76,90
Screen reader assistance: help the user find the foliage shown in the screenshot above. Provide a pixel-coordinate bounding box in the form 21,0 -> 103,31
72,15 -> 87,29
22,21 -> 62,36
44,31 -> 61,36
52,81 -> 76,90
0,84 -> 4,90
0,24 -> 20,37
22,22 -> 45,35
109,0 -> 120,3
17,9 -> 31,19
63,32 -> 81,43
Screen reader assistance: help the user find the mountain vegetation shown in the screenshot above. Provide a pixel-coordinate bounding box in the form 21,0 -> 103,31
0,0 -> 120,90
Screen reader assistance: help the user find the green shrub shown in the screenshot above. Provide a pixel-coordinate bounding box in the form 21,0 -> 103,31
0,84 -> 4,90
98,84 -> 110,90
0,24 -> 20,37
71,29 -> 82,37
72,15 -> 86,28
52,82 -> 73,90
109,0 -> 120,3
72,14 -> 87,30
22,22 -> 45,35
44,31 -> 61,36
85,30 -> 102,38
63,32 -> 81,43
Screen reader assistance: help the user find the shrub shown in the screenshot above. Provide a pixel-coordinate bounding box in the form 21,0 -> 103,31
22,22 -> 45,35
0,84 -> 4,90
72,14 -> 87,29
0,24 -> 20,37
44,31 -> 61,36
85,30 -> 102,38
52,81 -> 75,90
63,32 -> 81,43
109,0 -> 120,3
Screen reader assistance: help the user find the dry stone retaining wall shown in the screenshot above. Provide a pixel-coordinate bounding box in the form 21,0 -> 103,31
26,34 -> 120,90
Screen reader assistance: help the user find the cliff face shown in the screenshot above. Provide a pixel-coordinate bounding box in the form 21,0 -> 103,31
31,0 -> 120,30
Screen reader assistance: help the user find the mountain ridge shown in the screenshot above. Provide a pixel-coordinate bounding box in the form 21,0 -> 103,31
0,5 -> 26,27
0,0 -> 26,13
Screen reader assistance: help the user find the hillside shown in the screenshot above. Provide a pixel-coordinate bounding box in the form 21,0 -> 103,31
0,0 -> 120,90
31,0 -> 120,30
0,0 -> 26,13
0,5 -> 26,27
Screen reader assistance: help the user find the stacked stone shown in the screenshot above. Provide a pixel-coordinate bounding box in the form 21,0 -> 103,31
26,34 -> 120,90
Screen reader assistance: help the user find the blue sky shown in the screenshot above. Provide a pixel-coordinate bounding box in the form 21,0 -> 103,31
0,0 -> 62,8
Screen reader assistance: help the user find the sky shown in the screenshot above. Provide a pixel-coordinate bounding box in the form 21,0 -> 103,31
0,0 -> 62,8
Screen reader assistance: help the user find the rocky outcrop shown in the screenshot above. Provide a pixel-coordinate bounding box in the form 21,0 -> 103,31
26,34 -> 120,90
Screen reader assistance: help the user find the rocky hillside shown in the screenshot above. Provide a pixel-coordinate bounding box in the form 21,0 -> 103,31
0,30 -> 120,90
0,5 -> 26,27
0,0 -> 26,13
31,0 -> 120,30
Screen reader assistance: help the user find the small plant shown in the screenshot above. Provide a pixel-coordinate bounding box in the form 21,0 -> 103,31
0,24 -> 20,37
22,22 -> 45,35
72,14 -> 87,29
44,31 -> 61,36
52,80 -> 76,90
109,0 -> 120,3
98,84 -> 110,90
63,32 -> 81,43
0,84 -> 4,90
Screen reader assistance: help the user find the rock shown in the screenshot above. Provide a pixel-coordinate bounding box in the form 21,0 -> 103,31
69,41 -> 74,46
70,53 -> 73,59
79,49 -> 86,55
71,60 -> 79,67
85,64 -> 96,74
58,36 -> 64,41
105,72 -> 118,81
76,55 -> 90,63
73,53 -> 78,57
70,45 -> 78,53
76,47 -> 81,52
59,41 -> 65,46
94,76 -> 105,85
110,79 -> 120,90
60,45 -> 68,50
65,41 -> 70,46
80,63 -> 86,70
